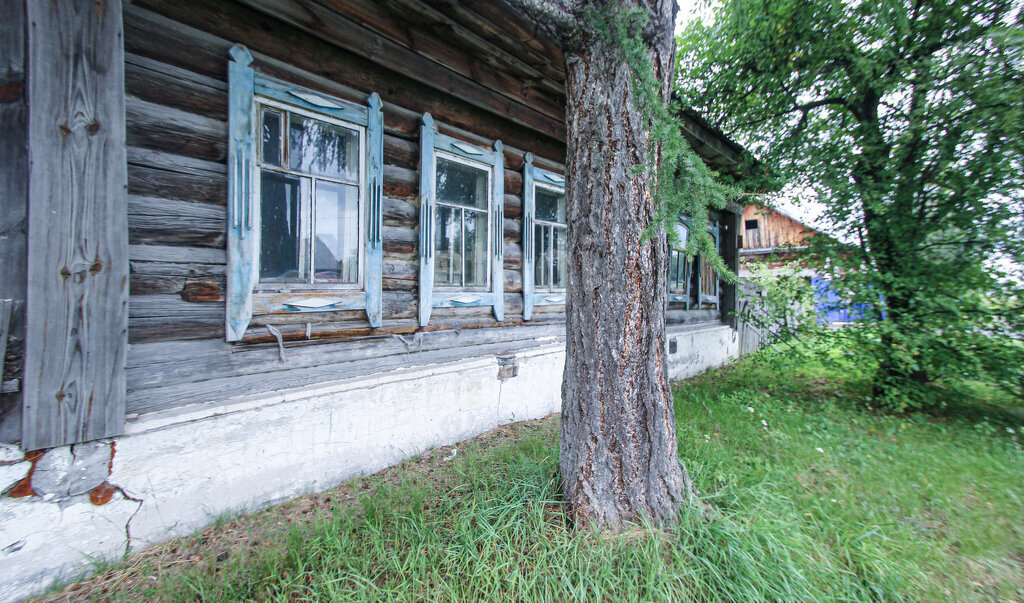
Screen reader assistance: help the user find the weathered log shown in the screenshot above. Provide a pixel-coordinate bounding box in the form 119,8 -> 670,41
382,196 -> 418,226
128,164 -> 226,206
127,195 -> 227,249
383,164 -> 418,199
126,2 -> 567,157
126,98 -> 228,162
125,52 -> 228,120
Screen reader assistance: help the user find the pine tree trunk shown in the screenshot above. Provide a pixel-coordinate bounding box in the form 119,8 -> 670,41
559,0 -> 689,529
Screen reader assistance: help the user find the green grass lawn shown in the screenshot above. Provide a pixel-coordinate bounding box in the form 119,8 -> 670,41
47,349 -> 1024,601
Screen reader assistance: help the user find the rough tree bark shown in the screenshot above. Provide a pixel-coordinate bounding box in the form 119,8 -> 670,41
515,0 -> 691,529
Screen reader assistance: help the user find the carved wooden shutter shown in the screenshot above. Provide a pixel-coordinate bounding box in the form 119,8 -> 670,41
225,46 -> 257,342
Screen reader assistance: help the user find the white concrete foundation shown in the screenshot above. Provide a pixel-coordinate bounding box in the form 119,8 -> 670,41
665,323 -> 740,380
1,324 -> 739,602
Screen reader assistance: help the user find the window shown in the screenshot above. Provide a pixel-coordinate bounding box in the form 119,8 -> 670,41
745,219 -> 759,230
434,154 -> 491,289
225,45 -> 384,341
668,221 -> 691,308
533,185 -> 567,291
699,223 -> 721,309
256,102 -> 364,287
521,155 -> 567,320
417,113 -> 504,327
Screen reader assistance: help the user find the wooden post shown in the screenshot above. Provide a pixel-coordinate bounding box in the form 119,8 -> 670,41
22,0 -> 129,450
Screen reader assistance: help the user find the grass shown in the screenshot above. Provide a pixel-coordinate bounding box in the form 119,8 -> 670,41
41,347 -> 1024,602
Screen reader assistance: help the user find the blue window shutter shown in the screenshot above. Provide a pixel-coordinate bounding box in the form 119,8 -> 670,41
365,92 -> 384,327
522,153 -> 535,320
417,113 -> 436,327
226,45 -> 257,341
491,140 -> 504,322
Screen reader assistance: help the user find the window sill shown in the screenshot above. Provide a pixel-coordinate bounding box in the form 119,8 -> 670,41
253,289 -> 367,314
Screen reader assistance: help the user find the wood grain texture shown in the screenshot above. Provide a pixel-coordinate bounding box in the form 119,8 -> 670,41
23,0 -> 129,449
312,0 -> 564,118
125,52 -> 228,120
0,0 -> 26,443
236,0 -> 564,138
127,0 -> 567,159
126,97 -> 228,163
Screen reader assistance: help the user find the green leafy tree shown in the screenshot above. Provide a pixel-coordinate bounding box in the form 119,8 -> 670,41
679,0 -> 1024,409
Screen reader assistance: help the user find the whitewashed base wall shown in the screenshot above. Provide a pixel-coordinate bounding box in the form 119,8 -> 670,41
1,326 -> 740,602
665,323 -> 740,381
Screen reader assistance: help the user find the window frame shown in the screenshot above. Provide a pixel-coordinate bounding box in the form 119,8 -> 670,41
668,219 -> 692,309
226,45 -> 384,341
698,222 -> 721,310
431,150 -> 494,292
417,113 -> 505,327
532,181 -> 568,294
521,153 -> 567,320
253,97 -> 368,292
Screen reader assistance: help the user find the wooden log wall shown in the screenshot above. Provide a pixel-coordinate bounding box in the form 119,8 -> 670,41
119,0 -> 575,414
741,205 -> 814,250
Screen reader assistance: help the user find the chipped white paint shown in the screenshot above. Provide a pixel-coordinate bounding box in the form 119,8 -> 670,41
0,444 -> 23,464
0,327 -> 740,603
32,441 -> 111,499
0,462 -> 29,494
0,346 -> 564,602
0,493 -> 140,600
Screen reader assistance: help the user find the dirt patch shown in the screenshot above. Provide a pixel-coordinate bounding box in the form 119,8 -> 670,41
32,415 -> 559,602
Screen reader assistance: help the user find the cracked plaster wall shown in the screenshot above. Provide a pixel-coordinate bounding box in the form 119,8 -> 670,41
0,330 -> 737,602
0,347 -> 565,602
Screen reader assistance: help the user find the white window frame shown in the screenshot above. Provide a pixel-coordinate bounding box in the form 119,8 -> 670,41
432,150 -> 493,292
531,180 -> 567,294
521,153 -> 567,320
253,97 -> 368,292
416,113 -> 505,327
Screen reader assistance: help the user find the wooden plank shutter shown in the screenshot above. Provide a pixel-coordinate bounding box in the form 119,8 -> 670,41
225,46 -> 257,341
22,0 -> 129,449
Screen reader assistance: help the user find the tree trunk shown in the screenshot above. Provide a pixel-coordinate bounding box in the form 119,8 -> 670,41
559,0 -> 689,529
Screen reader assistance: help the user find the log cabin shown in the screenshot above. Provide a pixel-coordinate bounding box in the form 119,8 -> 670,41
739,204 -> 821,275
0,1 -> 747,597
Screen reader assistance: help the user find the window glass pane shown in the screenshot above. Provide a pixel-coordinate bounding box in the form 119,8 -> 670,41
434,205 -> 462,286
669,250 -> 683,292
289,113 -> 359,181
552,225 -> 567,289
437,157 -> 488,209
260,170 -> 301,280
535,224 -> 550,289
673,223 -> 689,251
313,181 -> 359,284
464,209 -> 488,288
261,109 -> 282,166
535,188 -> 565,223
